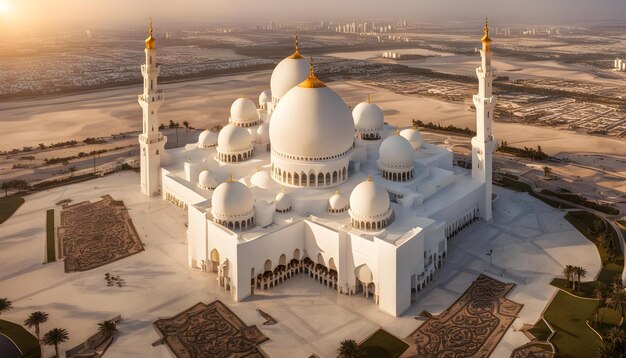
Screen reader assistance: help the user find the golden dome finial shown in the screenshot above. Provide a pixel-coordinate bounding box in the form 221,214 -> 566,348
227,171 -> 233,182
367,175 -> 372,181
281,186 -> 286,193
367,94 -> 371,103
412,121 -> 417,130
396,125 -> 400,135
295,31 -> 299,53
299,55 -> 326,88
335,189 -> 339,194
288,31 -> 304,59
145,17 -> 156,49
481,17 -> 492,51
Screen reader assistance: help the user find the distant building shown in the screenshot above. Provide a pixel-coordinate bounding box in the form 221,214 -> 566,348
615,58 -> 626,72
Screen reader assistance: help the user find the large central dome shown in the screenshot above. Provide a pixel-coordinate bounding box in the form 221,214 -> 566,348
270,81 -> 355,160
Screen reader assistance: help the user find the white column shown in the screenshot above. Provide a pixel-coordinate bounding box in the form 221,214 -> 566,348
471,20 -> 496,221
139,20 -> 167,197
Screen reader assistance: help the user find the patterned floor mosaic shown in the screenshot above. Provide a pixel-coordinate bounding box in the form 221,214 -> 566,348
59,195 -> 143,272
404,274 -> 523,358
154,301 -> 268,358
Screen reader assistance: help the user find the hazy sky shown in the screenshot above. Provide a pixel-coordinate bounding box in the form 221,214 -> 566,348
2,0 -> 625,33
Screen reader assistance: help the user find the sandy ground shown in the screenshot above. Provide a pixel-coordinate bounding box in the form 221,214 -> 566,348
2,71 -> 626,159
329,48 -> 626,84
0,172 -> 600,357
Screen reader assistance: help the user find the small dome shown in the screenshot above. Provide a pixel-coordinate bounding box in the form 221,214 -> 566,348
230,98 -> 259,125
217,124 -> 253,152
251,170 -> 276,189
400,127 -> 425,150
259,90 -> 272,106
379,133 -> 414,168
211,179 -> 254,219
329,191 -> 349,211
197,129 -> 218,148
349,178 -> 390,219
275,189 -> 292,212
270,56 -> 310,100
352,101 -> 384,131
198,170 -> 219,190
256,123 -> 270,143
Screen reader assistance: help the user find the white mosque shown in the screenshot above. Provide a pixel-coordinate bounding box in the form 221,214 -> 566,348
138,19 -> 497,316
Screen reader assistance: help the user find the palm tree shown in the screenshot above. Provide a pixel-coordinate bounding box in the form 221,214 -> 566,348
97,320 -> 118,338
562,265 -> 575,288
608,289 -> 626,321
594,281 -> 607,324
573,266 -> 587,292
337,339 -> 362,358
24,311 -> 49,340
42,328 -> 69,358
597,343 -> 615,358
0,298 -> 12,315
543,166 -> 552,178
1,181 -> 9,197
606,327 -> 625,345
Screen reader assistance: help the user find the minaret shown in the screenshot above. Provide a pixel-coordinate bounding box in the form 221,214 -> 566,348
471,18 -> 496,221
139,17 -> 167,196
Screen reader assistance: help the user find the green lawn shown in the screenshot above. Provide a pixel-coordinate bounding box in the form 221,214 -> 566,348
46,209 -> 56,262
528,319 -> 551,341
541,291 -> 602,358
359,329 -> 409,358
564,211 -> 624,285
588,307 -> 625,337
0,319 -> 41,358
0,196 -> 25,225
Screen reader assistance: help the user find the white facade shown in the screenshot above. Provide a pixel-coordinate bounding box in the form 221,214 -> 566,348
615,58 -> 626,72
140,26 -> 495,316
139,19 -> 167,196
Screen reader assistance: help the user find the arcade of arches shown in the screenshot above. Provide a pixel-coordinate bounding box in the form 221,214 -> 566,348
271,166 -> 347,188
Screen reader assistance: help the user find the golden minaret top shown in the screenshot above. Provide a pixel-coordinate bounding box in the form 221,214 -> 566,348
481,17 -> 492,51
145,17 -> 156,49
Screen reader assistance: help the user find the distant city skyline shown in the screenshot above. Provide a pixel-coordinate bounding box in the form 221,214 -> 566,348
1,0 -> 626,35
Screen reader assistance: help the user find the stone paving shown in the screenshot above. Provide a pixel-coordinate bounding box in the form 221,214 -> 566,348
403,274 -> 523,358
59,195 -> 143,272
154,301 -> 268,358
0,173 -> 602,357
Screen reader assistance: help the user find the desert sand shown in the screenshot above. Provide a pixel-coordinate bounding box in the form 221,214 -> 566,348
2,70 -> 626,158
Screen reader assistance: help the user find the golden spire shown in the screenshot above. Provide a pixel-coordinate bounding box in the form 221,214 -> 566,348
288,31 -> 304,59
481,17 -> 492,51
367,94 -> 371,103
145,17 -> 156,49
281,186 -> 286,193
298,56 -> 326,88
227,171 -> 233,182
367,175 -> 372,181
396,125 -> 400,135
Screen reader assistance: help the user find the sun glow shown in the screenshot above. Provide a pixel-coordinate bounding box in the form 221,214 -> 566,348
0,1 -> 11,15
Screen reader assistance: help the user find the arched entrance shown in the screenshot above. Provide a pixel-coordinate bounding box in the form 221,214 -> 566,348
210,249 -> 220,272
